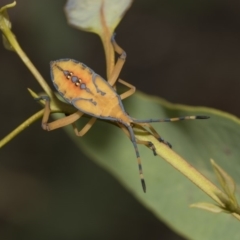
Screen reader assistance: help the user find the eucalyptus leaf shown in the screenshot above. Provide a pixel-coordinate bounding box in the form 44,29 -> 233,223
64,91 -> 240,240
65,0 -> 133,34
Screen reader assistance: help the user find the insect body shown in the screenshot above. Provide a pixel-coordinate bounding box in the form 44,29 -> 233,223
38,36 -> 209,192
52,59 -> 132,125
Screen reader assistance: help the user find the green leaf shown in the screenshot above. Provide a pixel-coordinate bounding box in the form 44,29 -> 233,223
65,0 -> 133,34
64,91 -> 240,240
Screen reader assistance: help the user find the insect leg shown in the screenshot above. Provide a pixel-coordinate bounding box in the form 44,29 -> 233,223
43,111 -> 83,131
35,96 -> 83,131
118,79 -> 136,100
134,122 -> 172,148
108,34 -> 126,86
144,123 -> 172,148
133,115 -> 209,124
127,125 -> 146,192
117,123 -> 157,155
72,117 -> 97,137
131,116 -> 209,148
35,96 -> 51,129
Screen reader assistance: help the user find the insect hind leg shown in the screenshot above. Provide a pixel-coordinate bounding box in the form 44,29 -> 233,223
72,117 -> 97,137
108,34 -> 126,86
117,123 -> 157,156
132,115 -> 209,147
127,125 -> 146,192
133,115 -> 209,124
134,122 -> 172,148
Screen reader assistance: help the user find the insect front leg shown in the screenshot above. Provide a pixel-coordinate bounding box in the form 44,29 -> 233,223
108,34 -> 126,86
35,96 -> 52,130
35,96 -> 83,131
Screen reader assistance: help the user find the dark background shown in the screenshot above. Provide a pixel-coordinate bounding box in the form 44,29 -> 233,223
1,0 -> 240,239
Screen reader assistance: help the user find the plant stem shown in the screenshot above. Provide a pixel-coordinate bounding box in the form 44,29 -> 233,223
0,109 -> 44,148
135,128 -> 240,220
2,27 -> 55,100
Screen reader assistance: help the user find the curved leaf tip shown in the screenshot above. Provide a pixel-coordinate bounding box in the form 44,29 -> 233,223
0,1 -> 17,51
65,0 -> 133,34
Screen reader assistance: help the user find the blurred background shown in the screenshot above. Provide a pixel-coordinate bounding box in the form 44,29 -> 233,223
1,0 -> 240,239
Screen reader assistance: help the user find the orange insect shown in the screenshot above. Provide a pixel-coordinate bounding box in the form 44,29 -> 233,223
37,36 -> 208,192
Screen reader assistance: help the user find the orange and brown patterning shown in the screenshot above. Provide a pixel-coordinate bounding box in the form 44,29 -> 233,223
37,36 -> 209,192
51,59 -> 131,125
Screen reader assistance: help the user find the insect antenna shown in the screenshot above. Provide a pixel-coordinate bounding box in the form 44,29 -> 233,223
127,125 -> 146,192
132,115 -> 209,124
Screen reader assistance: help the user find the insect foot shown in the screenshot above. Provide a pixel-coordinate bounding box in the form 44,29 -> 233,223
148,141 -> 157,156
158,137 -> 172,149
